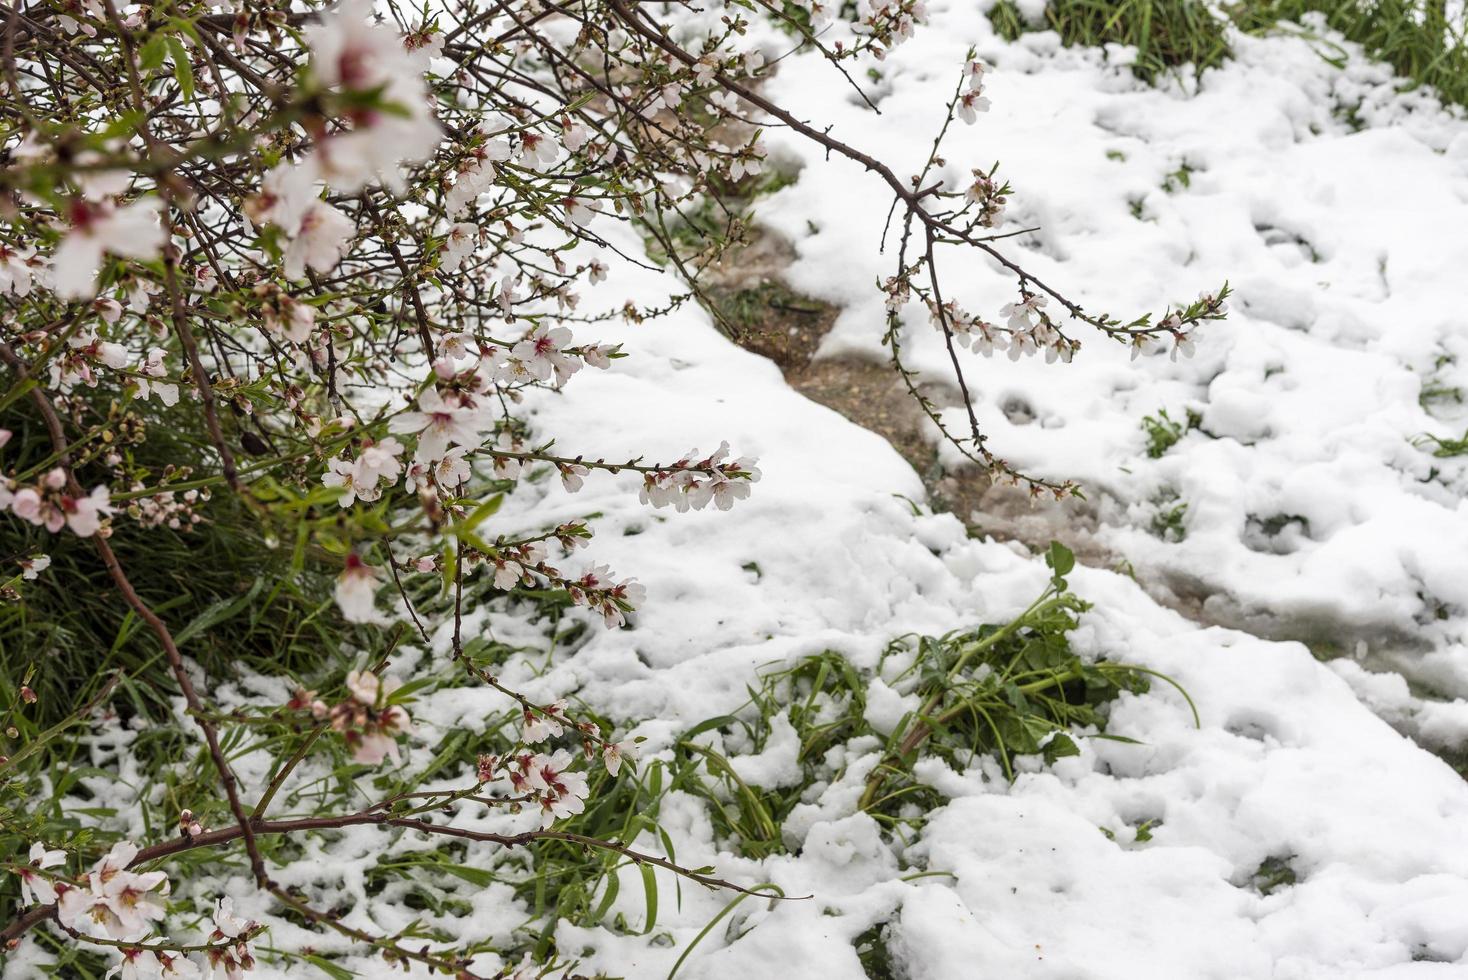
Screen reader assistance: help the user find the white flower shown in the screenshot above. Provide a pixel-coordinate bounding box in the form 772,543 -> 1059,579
561,120 -> 590,152
517,131 -> 559,169
106,947 -> 164,980
558,463 -> 589,492
602,741 -> 635,777
15,842 -> 65,906
346,669 -> 382,706
134,349 -> 179,407
1000,293 -> 1046,331
441,222 -> 478,271
534,749 -> 590,827
57,841 -> 170,942
246,161 -> 357,278
334,555 -> 381,623
321,455 -> 363,507
561,197 -> 600,227
63,485 -> 114,537
53,200 -> 166,301
212,897 -> 254,939
355,437 -> 406,492
491,557 -> 523,591
300,0 -> 445,197
282,200 -> 355,279
522,699 -> 567,743
311,115 -> 441,195
390,387 -> 484,461
433,446 -> 470,488
244,161 -> 318,233
957,89 -> 991,124
510,325 -> 579,386
0,241 -> 37,296
402,24 -> 444,66
307,0 -> 414,92
19,554 -> 51,580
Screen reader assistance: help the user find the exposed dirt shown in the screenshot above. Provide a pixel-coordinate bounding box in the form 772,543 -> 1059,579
697,223 -> 1113,567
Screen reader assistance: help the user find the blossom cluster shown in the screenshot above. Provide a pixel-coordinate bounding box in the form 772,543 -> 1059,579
12,841 -> 259,979
0,466 -> 114,537
285,668 -> 414,765
637,442 -> 763,512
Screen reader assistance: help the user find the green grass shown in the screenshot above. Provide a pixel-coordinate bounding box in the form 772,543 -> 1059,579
989,0 -> 1468,110
1150,489 -> 1190,541
989,0 -> 1233,81
1231,1 -> 1468,109
1140,407 -> 1202,458
671,544 -> 1192,848
1415,430 -> 1468,457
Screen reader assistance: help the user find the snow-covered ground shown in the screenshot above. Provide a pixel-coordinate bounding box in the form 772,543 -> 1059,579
140,6 -> 1468,978
538,7 -> 1468,975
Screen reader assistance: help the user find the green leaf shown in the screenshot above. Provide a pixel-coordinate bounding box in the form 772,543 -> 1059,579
0,378 -> 37,414
385,675 -> 436,704
439,863 -> 496,888
589,866 -> 621,925
176,578 -> 265,644
302,954 -> 356,980
1042,732 -> 1079,764
139,34 -> 169,71
639,863 -> 659,934
166,36 -> 195,102
1045,540 -> 1075,585
456,493 -> 504,535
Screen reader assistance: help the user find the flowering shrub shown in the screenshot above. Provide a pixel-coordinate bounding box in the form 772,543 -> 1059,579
0,0 -> 1225,974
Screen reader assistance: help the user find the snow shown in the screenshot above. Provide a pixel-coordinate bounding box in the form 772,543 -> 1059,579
537,7 -> 1468,974
16,5 -> 1468,978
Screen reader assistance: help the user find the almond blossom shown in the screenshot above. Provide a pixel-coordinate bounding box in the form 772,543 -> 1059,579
203,898 -> 257,980
511,324 -> 579,386
522,699 -> 569,743
10,470 -> 115,537
0,241 -> 36,296
53,199 -> 166,300
440,222 -> 479,271
15,842 -> 66,906
304,0 -> 441,193
330,668 -> 412,764
389,386 -> 485,461
602,740 -> 635,777
334,553 -> 382,623
56,841 -> 170,942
